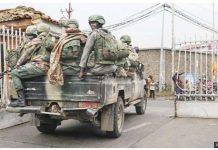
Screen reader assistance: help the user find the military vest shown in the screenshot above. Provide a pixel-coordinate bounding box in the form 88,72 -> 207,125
61,39 -> 82,67
17,38 -> 31,57
7,38 -> 31,68
31,32 -> 55,63
93,29 -> 116,65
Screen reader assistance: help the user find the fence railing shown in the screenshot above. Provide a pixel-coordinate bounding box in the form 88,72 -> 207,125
0,25 -> 25,108
174,40 -> 218,101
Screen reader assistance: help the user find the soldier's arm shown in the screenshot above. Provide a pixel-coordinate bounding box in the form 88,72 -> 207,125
79,32 -> 95,80
45,35 -> 57,51
16,39 -> 42,66
79,32 -> 96,68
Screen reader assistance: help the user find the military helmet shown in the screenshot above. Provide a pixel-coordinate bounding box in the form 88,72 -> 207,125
88,15 -> 105,25
64,19 -> 79,28
120,35 -> 131,44
25,26 -> 37,36
37,23 -> 50,33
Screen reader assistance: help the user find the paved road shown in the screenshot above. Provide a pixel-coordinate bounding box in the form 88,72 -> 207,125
0,100 -> 218,148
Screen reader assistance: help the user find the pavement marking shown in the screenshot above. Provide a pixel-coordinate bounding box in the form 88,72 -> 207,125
123,122 -> 152,133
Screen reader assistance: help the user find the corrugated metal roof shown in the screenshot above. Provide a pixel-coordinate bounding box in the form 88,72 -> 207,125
0,5 -> 60,25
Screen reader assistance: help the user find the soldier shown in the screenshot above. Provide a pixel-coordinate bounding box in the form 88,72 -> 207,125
62,19 -> 87,75
48,19 -> 87,85
9,23 -> 56,107
18,26 -> 38,58
120,35 -> 139,75
79,15 -> 117,79
120,35 -> 144,79
115,40 -> 130,77
6,26 -> 37,69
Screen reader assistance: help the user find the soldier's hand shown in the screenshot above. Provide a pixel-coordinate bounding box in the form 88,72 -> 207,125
14,65 -> 19,69
79,68 -> 84,80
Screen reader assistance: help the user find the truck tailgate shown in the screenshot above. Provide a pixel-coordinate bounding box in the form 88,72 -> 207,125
23,75 -> 102,102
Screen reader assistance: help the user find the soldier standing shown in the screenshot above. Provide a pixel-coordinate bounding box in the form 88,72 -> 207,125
9,23 -> 56,107
79,15 -> 117,79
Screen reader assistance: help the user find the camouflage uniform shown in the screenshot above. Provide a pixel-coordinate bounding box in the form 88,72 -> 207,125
115,40 -> 130,77
9,24 -> 56,107
61,19 -> 85,75
79,15 -> 117,76
120,35 -> 142,78
18,26 -> 38,57
6,26 -> 37,69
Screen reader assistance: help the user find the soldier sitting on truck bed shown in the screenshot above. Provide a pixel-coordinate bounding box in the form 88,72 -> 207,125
115,40 -> 130,77
120,35 -> 140,77
48,19 -> 87,85
6,26 -> 38,69
79,15 -> 117,79
8,24 -> 56,107
120,35 -> 144,78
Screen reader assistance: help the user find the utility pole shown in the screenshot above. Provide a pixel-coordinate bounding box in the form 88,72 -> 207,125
213,3 -> 215,41
159,6 -> 165,92
60,3 -> 73,19
171,3 -> 175,92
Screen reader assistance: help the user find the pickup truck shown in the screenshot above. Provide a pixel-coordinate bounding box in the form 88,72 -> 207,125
7,73 -> 146,138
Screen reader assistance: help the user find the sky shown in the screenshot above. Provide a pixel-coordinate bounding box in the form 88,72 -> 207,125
0,0 -> 218,49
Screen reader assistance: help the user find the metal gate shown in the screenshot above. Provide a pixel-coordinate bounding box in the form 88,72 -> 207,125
174,40 -> 218,118
0,25 -> 25,108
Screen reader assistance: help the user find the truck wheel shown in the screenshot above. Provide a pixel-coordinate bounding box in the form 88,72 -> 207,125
36,122 -> 57,134
106,96 -> 124,138
135,96 -> 147,115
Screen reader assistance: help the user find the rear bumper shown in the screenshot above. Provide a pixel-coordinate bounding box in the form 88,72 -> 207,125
6,106 -> 99,117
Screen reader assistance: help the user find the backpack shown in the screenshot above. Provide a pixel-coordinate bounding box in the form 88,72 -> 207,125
116,40 -> 130,59
97,29 -> 118,61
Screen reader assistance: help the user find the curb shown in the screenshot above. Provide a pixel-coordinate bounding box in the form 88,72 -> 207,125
0,109 -> 31,129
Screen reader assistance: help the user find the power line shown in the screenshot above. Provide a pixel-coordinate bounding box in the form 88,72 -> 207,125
121,3 -> 161,22
105,5 -> 163,30
164,3 -> 218,34
110,9 -> 164,31
104,3 -> 162,29
174,4 -> 218,29
83,3 -> 218,35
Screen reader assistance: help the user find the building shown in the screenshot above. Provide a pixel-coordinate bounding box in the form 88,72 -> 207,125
138,47 -> 214,91
0,5 -> 62,33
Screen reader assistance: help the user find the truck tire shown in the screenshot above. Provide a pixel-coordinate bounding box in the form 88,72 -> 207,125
135,96 -> 147,115
106,96 -> 124,138
36,122 -> 57,134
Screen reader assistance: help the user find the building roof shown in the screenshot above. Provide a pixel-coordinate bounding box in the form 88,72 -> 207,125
0,6 -> 60,25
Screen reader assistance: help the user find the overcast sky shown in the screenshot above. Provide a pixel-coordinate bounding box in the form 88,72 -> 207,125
0,0 -> 218,48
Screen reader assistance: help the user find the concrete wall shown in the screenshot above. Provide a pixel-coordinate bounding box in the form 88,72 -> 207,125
177,101 -> 218,118
138,48 -> 215,90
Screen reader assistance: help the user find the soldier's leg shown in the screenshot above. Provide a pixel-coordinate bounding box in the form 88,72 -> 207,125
90,64 -> 117,75
62,66 -> 79,75
9,63 -> 45,107
116,65 -> 127,77
11,63 -> 45,91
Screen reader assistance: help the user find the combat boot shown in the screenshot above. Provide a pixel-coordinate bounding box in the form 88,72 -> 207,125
8,90 -> 26,107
